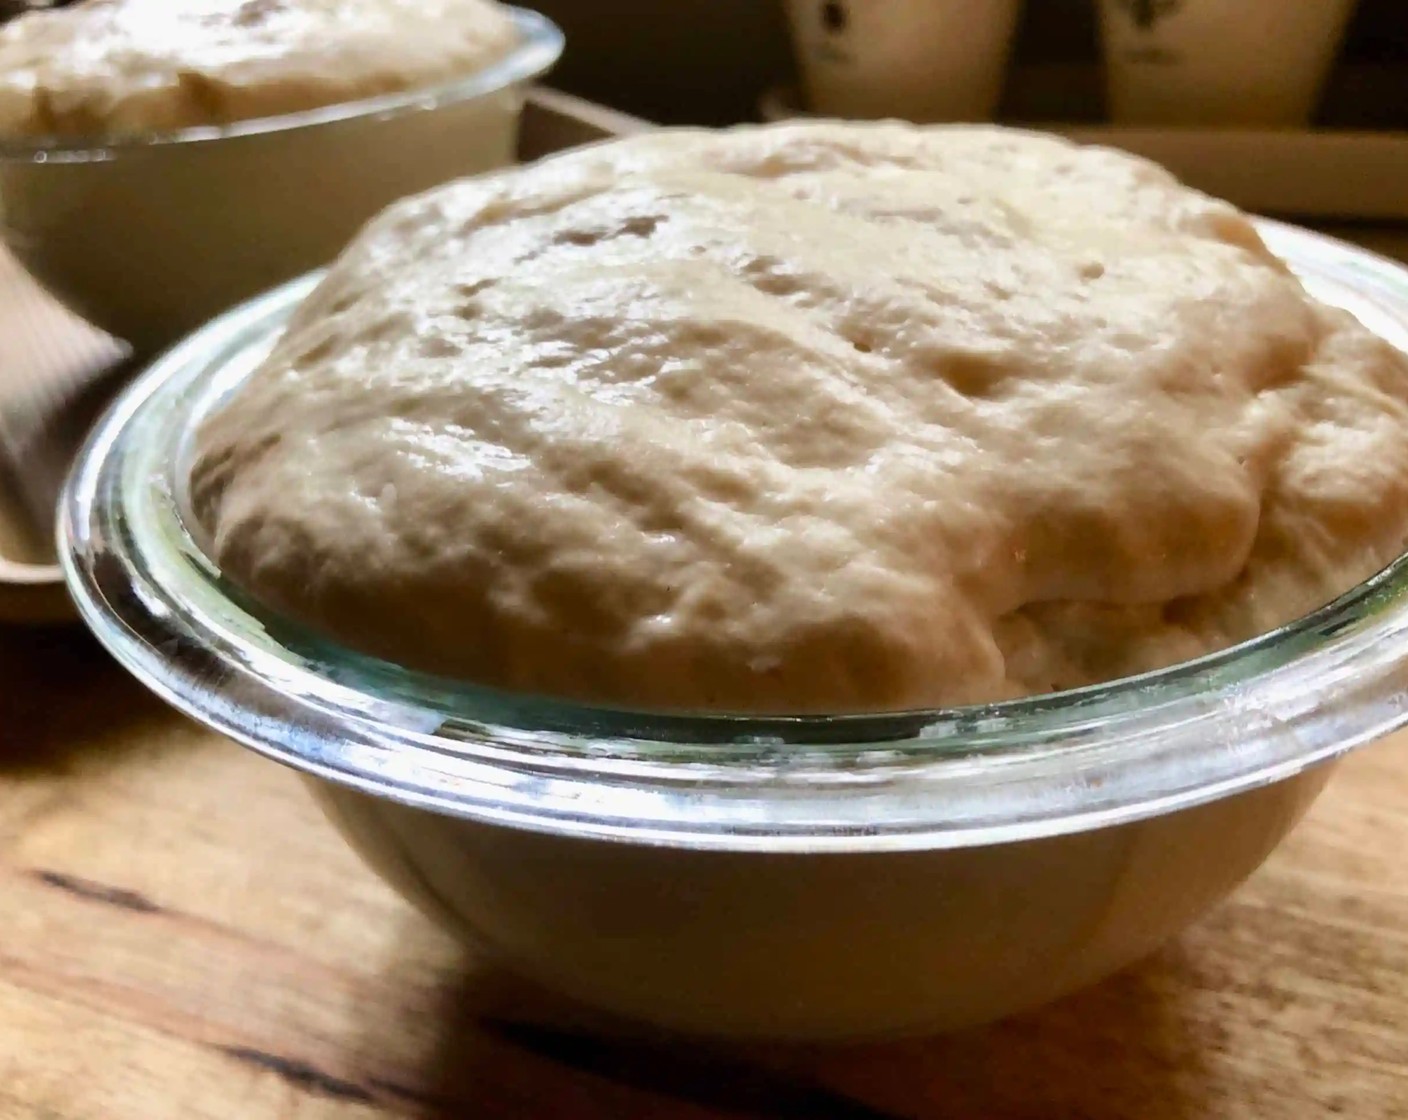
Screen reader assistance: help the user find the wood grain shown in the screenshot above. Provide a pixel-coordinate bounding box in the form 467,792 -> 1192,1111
0,626 -> 1404,1119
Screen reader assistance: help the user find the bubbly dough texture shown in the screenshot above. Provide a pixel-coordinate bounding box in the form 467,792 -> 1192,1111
191,123 -> 1408,712
0,0 -> 518,139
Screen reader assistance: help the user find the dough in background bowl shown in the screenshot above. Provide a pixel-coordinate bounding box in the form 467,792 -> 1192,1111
0,0 -> 519,139
190,122 -> 1408,713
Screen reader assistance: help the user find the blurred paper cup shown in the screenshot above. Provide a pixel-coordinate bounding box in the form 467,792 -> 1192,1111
784,0 -> 1022,122
1097,0 -> 1359,127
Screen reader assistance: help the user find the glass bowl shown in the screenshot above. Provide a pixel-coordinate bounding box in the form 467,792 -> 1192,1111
0,6 -> 562,357
59,219 -> 1408,1040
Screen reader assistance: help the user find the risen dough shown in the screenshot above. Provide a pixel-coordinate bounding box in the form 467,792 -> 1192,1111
191,123 -> 1408,712
0,0 -> 518,139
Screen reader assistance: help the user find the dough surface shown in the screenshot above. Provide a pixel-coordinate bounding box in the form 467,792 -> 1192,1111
191,123 -> 1408,712
0,0 -> 519,139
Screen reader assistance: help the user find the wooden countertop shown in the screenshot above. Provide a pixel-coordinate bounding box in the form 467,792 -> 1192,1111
2,630 -> 1406,1119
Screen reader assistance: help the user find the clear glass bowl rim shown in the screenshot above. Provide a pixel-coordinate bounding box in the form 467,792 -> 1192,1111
0,6 -> 563,161
59,218 -> 1408,853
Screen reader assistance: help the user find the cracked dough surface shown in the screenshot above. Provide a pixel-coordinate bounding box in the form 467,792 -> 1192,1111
0,0 -> 518,138
191,122 -> 1408,712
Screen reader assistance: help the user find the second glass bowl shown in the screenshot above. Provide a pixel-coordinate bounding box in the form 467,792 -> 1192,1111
0,6 -> 562,357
